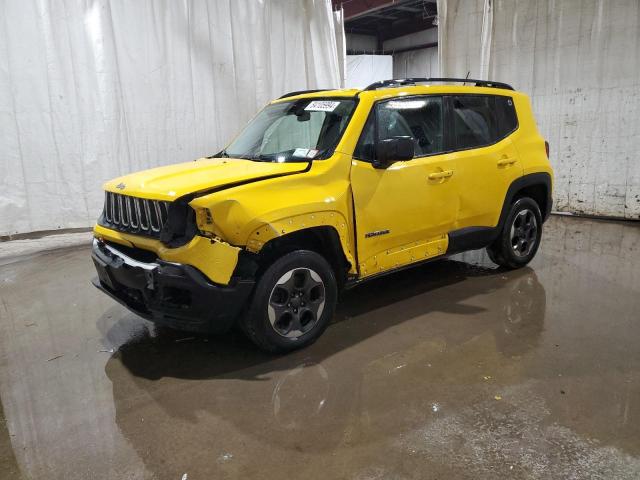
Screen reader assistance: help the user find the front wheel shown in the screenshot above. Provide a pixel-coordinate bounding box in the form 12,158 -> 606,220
487,197 -> 543,269
241,250 -> 337,353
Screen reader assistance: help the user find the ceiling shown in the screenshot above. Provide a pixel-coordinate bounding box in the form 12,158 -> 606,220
332,0 -> 437,44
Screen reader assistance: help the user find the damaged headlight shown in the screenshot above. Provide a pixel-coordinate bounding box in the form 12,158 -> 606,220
159,201 -> 198,247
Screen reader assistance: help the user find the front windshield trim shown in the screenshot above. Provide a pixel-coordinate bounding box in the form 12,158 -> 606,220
271,92 -> 357,105
219,96 -> 359,163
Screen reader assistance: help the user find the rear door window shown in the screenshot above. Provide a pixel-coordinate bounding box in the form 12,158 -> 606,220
451,95 -> 498,149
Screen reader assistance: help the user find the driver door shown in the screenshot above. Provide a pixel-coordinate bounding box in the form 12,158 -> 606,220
350,96 -> 458,278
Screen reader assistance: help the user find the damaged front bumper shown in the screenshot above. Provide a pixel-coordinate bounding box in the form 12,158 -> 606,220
91,239 -> 254,333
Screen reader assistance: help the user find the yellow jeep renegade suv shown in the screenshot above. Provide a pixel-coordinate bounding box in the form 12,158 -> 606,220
92,77 -> 553,352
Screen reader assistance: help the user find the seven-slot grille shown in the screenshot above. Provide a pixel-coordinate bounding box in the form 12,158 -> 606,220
101,192 -> 170,237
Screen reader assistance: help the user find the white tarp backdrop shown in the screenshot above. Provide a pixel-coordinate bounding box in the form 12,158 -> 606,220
333,7 -> 347,87
346,55 -> 393,89
438,0 -> 640,219
0,0 -> 345,236
393,47 -> 438,79
386,29 -> 439,79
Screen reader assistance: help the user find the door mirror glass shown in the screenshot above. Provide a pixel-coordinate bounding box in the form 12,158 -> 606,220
374,136 -> 415,168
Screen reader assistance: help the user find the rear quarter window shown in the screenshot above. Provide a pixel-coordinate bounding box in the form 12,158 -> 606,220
495,96 -> 518,137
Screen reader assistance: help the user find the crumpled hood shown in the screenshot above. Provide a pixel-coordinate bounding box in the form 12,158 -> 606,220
103,157 -> 309,201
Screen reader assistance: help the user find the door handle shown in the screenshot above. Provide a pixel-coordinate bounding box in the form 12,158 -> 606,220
428,170 -> 454,180
497,158 -> 517,166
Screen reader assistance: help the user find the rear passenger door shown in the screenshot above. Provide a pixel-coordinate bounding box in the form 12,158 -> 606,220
448,95 -> 522,229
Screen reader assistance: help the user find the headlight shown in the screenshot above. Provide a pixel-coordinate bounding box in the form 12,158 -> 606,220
159,202 -> 198,247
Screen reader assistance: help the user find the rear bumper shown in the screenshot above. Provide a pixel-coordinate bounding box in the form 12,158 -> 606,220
91,239 -> 254,333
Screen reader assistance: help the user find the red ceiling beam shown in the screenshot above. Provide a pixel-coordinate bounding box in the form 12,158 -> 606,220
331,0 -> 398,20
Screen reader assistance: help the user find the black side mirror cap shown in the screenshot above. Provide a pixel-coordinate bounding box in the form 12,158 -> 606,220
374,136 -> 415,168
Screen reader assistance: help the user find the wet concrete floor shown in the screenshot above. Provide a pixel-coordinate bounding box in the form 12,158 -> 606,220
0,215 -> 639,479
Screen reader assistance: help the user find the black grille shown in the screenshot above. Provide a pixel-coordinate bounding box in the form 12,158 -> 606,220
100,192 -> 170,238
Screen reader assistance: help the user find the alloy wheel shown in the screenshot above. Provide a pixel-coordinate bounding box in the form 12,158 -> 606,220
510,208 -> 538,257
267,268 -> 326,339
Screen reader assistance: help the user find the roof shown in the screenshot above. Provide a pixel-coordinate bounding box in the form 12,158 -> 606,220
273,82 -> 519,104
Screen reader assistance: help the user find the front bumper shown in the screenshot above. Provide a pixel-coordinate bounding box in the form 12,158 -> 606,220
91,239 -> 254,333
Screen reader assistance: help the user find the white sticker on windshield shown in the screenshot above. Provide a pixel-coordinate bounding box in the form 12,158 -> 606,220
306,149 -> 319,158
305,100 -> 340,112
293,148 -> 310,157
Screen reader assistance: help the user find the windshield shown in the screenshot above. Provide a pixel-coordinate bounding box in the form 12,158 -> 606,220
222,98 -> 356,162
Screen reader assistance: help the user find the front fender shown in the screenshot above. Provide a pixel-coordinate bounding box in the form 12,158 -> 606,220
245,211 -> 356,272
189,154 -> 358,272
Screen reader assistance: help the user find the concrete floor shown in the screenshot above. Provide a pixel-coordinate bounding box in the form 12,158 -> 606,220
0,216 -> 639,480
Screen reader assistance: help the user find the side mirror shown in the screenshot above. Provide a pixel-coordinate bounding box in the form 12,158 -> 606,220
374,136 -> 414,168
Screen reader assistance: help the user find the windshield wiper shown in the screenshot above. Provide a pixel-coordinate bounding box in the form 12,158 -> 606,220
208,149 -> 229,158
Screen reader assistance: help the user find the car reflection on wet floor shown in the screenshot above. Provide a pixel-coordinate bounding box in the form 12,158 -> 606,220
1,215 -> 639,479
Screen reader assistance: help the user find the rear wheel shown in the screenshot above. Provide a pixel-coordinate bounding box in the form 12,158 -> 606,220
487,197 -> 542,269
241,250 -> 337,353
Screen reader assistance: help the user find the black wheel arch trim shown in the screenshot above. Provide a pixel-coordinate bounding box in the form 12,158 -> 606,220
499,172 -> 552,224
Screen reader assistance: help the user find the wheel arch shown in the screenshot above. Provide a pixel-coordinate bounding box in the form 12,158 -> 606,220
498,173 -> 552,230
250,224 -> 353,287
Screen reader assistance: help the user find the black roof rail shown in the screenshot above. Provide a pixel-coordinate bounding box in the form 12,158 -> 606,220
363,77 -> 514,91
279,89 -> 329,99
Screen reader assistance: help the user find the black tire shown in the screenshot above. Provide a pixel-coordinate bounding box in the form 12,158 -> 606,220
241,250 -> 337,353
487,197 -> 543,269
